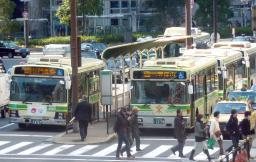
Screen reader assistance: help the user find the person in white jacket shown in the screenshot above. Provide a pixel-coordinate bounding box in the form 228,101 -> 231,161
209,111 -> 224,155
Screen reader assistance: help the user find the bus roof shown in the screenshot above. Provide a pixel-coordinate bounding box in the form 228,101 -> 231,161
183,48 -> 243,65
211,41 -> 256,56
140,55 -> 216,73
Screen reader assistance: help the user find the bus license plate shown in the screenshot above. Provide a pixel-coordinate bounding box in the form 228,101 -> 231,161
31,119 -> 42,125
153,118 -> 164,124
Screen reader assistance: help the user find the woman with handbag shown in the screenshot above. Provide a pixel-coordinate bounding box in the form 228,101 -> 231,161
189,114 -> 213,161
209,111 -> 224,155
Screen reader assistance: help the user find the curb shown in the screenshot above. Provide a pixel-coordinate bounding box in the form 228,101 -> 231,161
51,130 -> 116,145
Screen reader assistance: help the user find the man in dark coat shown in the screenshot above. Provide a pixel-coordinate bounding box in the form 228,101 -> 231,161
74,97 -> 92,141
226,109 -> 240,162
171,109 -> 186,157
115,107 -> 134,159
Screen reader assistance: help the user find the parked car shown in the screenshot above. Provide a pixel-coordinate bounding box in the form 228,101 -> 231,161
0,41 -> 30,58
43,44 -> 70,56
209,100 -> 248,135
81,43 -> 100,59
232,35 -> 255,43
81,42 -> 107,58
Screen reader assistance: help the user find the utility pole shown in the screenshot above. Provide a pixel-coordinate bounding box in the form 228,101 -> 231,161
70,0 -> 78,125
213,0 -> 217,43
185,0 -> 192,49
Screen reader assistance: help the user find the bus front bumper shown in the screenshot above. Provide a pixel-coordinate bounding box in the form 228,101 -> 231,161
10,117 -> 66,126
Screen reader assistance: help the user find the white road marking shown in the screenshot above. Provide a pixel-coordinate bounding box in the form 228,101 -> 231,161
17,143 -> 53,155
122,144 -> 149,156
0,134 -> 52,138
142,145 -> 172,158
0,123 -> 15,129
168,146 -> 194,158
0,141 -> 10,147
0,142 -> 33,154
194,147 -> 219,161
69,145 -> 98,156
43,145 -> 74,155
92,144 -> 117,156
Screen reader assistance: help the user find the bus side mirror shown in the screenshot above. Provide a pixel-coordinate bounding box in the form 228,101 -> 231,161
65,76 -> 71,90
188,84 -> 193,94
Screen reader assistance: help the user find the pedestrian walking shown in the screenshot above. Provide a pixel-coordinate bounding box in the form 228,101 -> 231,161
189,114 -> 213,161
74,96 -> 92,141
171,109 -> 186,158
226,109 -> 240,162
120,109 -> 133,156
239,111 -> 252,159
114,107 -> 134,159
130,108 -> 142,151
209,111 -> 224,155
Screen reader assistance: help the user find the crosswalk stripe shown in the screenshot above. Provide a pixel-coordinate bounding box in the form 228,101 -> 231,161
194,147 -> 219,160
142,145 -> 172,158
68,145 -> 98,155
92,144 -> 117,156
168,146 -> 194,158
0,142 -> 33,154
42,145 -> 74,155
0,141 -> 10,146
17,143 -> 53,155
122,144 -> 149,157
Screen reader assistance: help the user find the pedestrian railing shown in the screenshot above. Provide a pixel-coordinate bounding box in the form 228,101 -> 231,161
213,139 -> 247,162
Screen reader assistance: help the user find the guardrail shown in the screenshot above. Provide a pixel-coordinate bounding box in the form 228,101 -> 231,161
214,139 -> 248,162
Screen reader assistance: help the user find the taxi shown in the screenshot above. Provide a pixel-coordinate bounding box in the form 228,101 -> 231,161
209,100 -> 249,134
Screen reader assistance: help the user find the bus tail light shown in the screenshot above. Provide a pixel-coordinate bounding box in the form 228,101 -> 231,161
187,109 -> 190,114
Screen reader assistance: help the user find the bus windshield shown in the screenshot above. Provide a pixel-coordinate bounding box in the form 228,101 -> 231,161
10,76 -> 67,103
132,81 -> 189,104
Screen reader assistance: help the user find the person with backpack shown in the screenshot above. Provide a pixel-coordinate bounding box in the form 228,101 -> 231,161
226,109 -> 240,162
239,111 -> 252,159
189,114 -> 213,161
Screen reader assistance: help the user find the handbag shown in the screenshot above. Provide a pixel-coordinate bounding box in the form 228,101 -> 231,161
214,130 -> 222,138
207,137 -> 216,150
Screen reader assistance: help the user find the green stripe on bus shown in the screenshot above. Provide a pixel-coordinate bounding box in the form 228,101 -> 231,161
166,104 -> 190,112
48,106 -> 68,112
8,104 -> 27,110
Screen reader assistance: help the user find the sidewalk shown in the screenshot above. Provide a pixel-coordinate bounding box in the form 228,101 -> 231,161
52,121 -> 116,145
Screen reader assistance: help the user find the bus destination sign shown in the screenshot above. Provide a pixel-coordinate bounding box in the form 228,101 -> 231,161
133,71 -> 186,79
14,67 -> 64,76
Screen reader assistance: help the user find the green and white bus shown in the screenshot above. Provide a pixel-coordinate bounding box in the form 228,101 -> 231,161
130,56 -> 218,129
8,56 -> 105,128
183,48 -> 245,99
212,41 -> 256,88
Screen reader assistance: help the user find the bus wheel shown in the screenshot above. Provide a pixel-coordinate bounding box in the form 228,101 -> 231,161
18,123 -> 26,129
